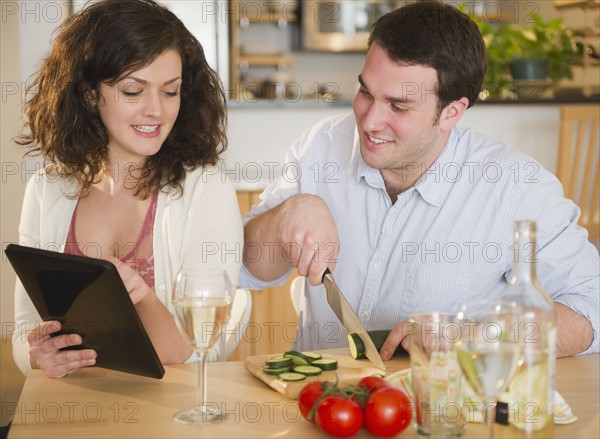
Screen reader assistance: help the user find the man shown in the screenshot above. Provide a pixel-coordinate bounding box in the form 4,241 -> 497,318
240,1 -> 598,358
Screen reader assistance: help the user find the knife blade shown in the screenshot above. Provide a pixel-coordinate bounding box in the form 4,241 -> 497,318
321,268 -> 386,371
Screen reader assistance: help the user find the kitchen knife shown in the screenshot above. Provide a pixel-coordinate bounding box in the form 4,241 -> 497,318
321,268 -> 386,371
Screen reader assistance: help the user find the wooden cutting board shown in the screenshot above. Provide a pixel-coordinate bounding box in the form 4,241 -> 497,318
244,352 -> 405,399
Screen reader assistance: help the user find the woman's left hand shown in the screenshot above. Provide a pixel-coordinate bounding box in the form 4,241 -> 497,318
107,257 -> 155,306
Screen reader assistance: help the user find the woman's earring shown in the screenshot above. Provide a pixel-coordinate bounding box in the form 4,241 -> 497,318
83,88 -> 98,109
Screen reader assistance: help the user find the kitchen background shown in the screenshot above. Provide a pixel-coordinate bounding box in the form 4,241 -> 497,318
4,1 -> 599,196
1,0 -> 599,425
229,0 -> 599,101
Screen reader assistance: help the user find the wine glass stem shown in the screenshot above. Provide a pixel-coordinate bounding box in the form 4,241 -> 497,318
485,399 -> 496,439
197,351 -> 208,410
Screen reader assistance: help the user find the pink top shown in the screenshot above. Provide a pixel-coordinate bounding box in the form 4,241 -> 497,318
64,191 -> 158,287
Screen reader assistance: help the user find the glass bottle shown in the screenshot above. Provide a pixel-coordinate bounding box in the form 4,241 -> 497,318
500,221 -> 556,435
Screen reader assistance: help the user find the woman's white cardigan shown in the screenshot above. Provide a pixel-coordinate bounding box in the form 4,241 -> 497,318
12,166 -> 243,374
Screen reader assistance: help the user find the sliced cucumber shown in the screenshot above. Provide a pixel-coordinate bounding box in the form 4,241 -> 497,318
265,357 -> 294,368
263,366 -> 292,376
265,351 -> 338,381
311,358 -> 338,371
348,330 -> 408,360
292,365 -> 322,376
348,333 -> 368,360
279,372 -> 306,382
283,350 -> 311,366
270,355 -> 290,361
302,351 -> 323,362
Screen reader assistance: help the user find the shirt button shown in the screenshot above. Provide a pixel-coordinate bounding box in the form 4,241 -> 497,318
373,262 -> 381,272
361,310 -> 369,319
386,213 -> 395,222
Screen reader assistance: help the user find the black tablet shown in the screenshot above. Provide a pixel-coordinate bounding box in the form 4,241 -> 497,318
5,244 -> 165,379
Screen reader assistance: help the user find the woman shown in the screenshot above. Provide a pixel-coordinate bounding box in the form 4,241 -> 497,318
13,0 -> 243,378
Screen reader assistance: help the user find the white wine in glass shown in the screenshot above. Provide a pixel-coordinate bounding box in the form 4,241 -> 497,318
456,301 -> 523,439
172,270 -> 233,425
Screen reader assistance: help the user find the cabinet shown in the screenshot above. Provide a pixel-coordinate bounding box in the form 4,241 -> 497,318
554,0 -> 600,96
228,190 -> 299,361
229,0 -> 298,101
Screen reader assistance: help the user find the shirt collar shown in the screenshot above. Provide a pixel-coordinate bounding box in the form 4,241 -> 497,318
350,127 -> 463,206
413,128 -> 462,207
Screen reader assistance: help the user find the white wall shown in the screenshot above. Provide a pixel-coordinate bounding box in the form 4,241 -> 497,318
224,106 -> 350,189
460,104 -> 560,172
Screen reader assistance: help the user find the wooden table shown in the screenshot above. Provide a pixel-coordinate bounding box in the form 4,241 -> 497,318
8,351 -> 599,438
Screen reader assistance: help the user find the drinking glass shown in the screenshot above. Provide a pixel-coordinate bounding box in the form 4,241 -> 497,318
171,270 -> 233,425
455,301 -> 523,439
409,312 -> 466,438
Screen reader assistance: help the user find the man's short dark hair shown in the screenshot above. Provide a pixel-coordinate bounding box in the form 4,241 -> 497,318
369,0 -> 488,114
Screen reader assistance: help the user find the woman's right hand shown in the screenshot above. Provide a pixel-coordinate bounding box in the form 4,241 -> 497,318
27,321 -> 97,378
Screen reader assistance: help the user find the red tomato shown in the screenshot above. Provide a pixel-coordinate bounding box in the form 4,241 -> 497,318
315,396 -> 364,438
358,376 -> 390,394
298,381 -> 331,422
364,388 -> 412,437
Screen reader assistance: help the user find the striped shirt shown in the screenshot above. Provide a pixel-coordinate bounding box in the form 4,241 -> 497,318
240,112 -> 599,354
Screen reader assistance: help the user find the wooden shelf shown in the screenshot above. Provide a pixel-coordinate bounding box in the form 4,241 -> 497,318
239,55 -> 294,66
554,0 -> 600,9
237,11 -> 298,24
584,57 -> 600,66
582,26 -> 600,37
474,12 -> 511,23
230,0 -> 297,99
571,26 -> 600,37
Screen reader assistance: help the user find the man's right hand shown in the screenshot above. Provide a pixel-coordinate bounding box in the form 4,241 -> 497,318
27,321 -> 97,378
277,194 -> 340,285
244,194 -> 340,286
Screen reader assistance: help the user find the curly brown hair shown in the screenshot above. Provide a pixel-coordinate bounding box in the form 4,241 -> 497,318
17,0 -> 227,198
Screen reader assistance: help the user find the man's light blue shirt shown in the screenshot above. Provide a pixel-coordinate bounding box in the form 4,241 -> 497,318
240,113 -> 599,354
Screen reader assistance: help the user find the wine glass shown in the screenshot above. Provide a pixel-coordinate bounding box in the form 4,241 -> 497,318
455,301 -> 523,439
171,269 -> 234,425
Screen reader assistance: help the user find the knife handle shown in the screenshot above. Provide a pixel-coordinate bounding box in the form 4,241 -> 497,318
321,268 -> 331,283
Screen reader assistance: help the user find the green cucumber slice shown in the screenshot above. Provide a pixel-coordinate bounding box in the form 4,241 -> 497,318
347,330 -> 408,360
348,333 -> 366,360
283,350 -> 311,366
263,366 -> 292,376
279,372 -> 306,382
302,351 -> 323,361
292,365 -> 322,376
265,357 -> 294,368
311,359 -> 338,371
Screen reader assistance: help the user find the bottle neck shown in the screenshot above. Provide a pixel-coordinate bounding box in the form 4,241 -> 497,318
512,221 -> 538,285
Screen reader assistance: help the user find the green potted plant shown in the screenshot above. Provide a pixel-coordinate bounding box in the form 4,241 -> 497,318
503,14 -> 581,82
467,8 -> 582,99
